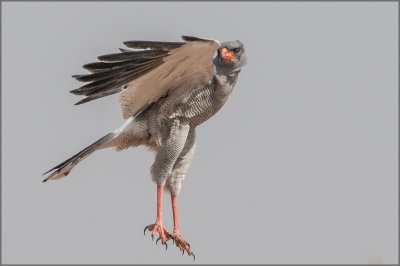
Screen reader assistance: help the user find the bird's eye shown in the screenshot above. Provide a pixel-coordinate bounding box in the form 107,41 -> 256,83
232,47 -> 241,53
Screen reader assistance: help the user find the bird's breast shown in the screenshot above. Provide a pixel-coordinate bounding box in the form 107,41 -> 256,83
158,73 -> 238,127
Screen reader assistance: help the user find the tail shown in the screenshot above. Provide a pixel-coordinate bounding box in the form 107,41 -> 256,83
42,132 -> 117,182
42,117 -> 142,182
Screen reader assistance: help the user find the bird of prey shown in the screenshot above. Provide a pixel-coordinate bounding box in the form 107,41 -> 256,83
43,35 -> 247,258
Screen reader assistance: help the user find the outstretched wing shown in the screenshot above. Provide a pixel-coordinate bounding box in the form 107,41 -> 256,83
71,36 -> 220,119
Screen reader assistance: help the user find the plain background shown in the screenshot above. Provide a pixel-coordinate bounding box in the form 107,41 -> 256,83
2,2 -> 398,264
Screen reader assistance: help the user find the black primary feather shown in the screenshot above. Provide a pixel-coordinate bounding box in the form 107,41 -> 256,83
73,59 -> 161,82
74,87 -> 123,105
181,35 -> 215,42
97,49 -> 168,62
71,58 -> 164,96
123,40 -> 184,50
70,39 -> 183,104
72,61 -> 165,105
81,56 -> 165,73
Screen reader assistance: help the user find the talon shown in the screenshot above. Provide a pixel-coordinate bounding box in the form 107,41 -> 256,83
143,225 -> 149,235
165,242 -> 168,250
187,243 -> 191,249
156,237 -> 160,245
172,237 -> 175,244
182,250 -> 185,256
151,234 -> 154,241
192,253 -> 196,261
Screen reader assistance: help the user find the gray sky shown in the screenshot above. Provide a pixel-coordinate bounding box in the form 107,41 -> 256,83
2,2 -> 398,264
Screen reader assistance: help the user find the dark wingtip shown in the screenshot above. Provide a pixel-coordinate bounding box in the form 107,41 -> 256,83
70,88 -> 81,95
82,63 -> 97,71
75,97 -> 93,105
42,168 -> 53,176
124,40 -> 184,50
182,35 -> 214,43
42,169 -> 53,182
72,74 -> 89,82
122,41 -> 133,47
182,35 -> 201,42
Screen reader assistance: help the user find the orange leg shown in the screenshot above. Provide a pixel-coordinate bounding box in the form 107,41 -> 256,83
171,194 -> 194,259
144,185 -> 173,248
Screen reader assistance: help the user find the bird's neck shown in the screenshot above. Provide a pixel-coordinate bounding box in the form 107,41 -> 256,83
212,69 -> 240,102
213,58 -> 241,76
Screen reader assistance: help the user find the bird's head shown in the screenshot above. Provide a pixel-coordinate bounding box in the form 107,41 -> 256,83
214,40 -> 247,74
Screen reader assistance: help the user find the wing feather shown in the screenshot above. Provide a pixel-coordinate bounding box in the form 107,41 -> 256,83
70,46 -> 175,104
70,36 -> 220,117
97,50 -> 168,62
123,40 -> 184,50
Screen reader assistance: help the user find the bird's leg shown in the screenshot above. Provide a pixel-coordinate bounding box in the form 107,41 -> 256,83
171,194 -> 194,257
144,185 -> 173,248
147,121 -> 191,252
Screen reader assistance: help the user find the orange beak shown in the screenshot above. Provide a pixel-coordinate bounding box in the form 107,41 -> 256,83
221,48 -> 236,61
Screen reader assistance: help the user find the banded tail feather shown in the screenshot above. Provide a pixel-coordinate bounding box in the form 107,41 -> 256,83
43,117 -> 142,183
42,132 -> 117,182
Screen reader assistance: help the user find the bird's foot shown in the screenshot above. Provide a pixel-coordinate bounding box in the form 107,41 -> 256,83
144,223 -> 173,249
173,233 -> 195,259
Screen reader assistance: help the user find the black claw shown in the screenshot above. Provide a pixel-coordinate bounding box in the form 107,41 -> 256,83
151,234 -> 154,241
192,253 -> 196,262
182,250 -> 185,256
165,242 -> 168,251
187,243 -> 191,249
144,225 -> 149,235
156,237 -> 160,245
172,238 -> 175,244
